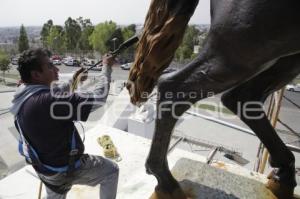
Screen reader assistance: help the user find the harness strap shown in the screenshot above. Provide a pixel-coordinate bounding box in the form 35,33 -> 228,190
15,117 -> 81,173
66,131 -> 79,175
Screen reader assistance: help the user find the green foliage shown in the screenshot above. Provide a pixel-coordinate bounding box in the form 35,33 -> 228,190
198,32 -> 208,46
78,26 -> 94,52
127,24 -> 136,34
175,25 -> 200,61
77,17 -> 94,52
47,25 -> 66,54
40,17 -> 95,55
9,48 -> 17,57
89,21 -> 117,54
184,25 -> 200,49
64,17 -> 82,51
175,45 -> 193,61
39,18 -> 139,58
40,20 -> 53,47
107,28 -> 124,51
0,50 -> 10,84
120,24 -> 136,62
18,25 -> 29,53
76,17 -> 92,29
122,25 -> 135,41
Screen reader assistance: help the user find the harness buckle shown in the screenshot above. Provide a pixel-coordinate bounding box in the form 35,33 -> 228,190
69,149 -> 78,156
26,157 -> 32,164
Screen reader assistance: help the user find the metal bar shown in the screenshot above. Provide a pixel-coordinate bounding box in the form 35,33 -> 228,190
259,89 -> 285,174
278,118 -> 300,138
185,111 -> 255,136
206,147 -> 219,164
254,142 -> 263,172
172,134 -> 239,155
38,181 -> 43,199
172,134 -> 249,165
184,111 -> 300,154
286,144 -> 300,153
168,137 -> 184,154
283,95 -> 300,110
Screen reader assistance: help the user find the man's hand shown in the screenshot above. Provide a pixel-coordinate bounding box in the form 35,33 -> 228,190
17,79 -> 23,87
102,54 -> 116,67
72,67 -> 88,83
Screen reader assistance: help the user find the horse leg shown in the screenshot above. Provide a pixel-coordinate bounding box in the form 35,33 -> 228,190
147,101 -> 192,199
221,54 -> 300,199
146,53 -> 261,198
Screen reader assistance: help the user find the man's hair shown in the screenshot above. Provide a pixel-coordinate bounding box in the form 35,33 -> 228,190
18,48 -> 51,83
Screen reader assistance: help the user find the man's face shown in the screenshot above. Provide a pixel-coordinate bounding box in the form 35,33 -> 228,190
32,56 -> 59,86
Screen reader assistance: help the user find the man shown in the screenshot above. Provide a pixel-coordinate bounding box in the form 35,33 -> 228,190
10,48 -> 119,199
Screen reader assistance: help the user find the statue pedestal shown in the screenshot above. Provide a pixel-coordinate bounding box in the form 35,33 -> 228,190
167,158 -> 277,199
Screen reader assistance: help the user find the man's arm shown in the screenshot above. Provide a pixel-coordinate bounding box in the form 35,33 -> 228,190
52,67 -> 87,93
51,55 -> 115,122
88,64 -> 112,112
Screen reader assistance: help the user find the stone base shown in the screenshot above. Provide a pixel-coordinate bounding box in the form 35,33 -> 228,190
170,158 -> 277,199
149,188 -> 193,199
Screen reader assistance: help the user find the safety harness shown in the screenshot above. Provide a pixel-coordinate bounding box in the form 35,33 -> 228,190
15,117 -> 81,174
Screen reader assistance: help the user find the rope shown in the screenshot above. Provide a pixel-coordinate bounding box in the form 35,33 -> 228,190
97,135 -> 122,162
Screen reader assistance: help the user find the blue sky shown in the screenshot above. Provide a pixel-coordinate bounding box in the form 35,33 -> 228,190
0,0 -> 210,27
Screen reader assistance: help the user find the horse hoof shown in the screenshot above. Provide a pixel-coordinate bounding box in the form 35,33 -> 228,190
266,178 -> 294,199
149,187 -> 192,199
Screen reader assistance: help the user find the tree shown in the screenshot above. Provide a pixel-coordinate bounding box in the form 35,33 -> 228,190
76,17 -> 92,29
89,21 -> 117,54
9,48 -> 17,57
121,24 -> 136,62
127,24 -> 136,34
18,24 -> 29,53
198,31 -> 208,50
78,26 -> 94,53
40,20 -> 53,47
0,50 -> 10,85
175,25 -> 200,61
64,17 -> 81,52
47,25 -> 66,54
106,28 -> 124,51
175,45 -> 193,61
122,25 -> 135,41
77,17 -> 94,53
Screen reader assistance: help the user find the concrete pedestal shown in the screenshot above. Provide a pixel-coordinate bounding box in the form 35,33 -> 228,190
171,158 -> 277,199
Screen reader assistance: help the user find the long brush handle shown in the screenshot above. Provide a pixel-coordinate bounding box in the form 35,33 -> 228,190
71,35 -> 139,91
85,35 -> 139,72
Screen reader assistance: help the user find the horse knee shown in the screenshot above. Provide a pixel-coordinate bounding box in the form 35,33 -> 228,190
157,74 -> 175,94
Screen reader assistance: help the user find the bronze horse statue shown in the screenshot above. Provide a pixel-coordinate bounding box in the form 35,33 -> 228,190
127,0 -> 300,198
